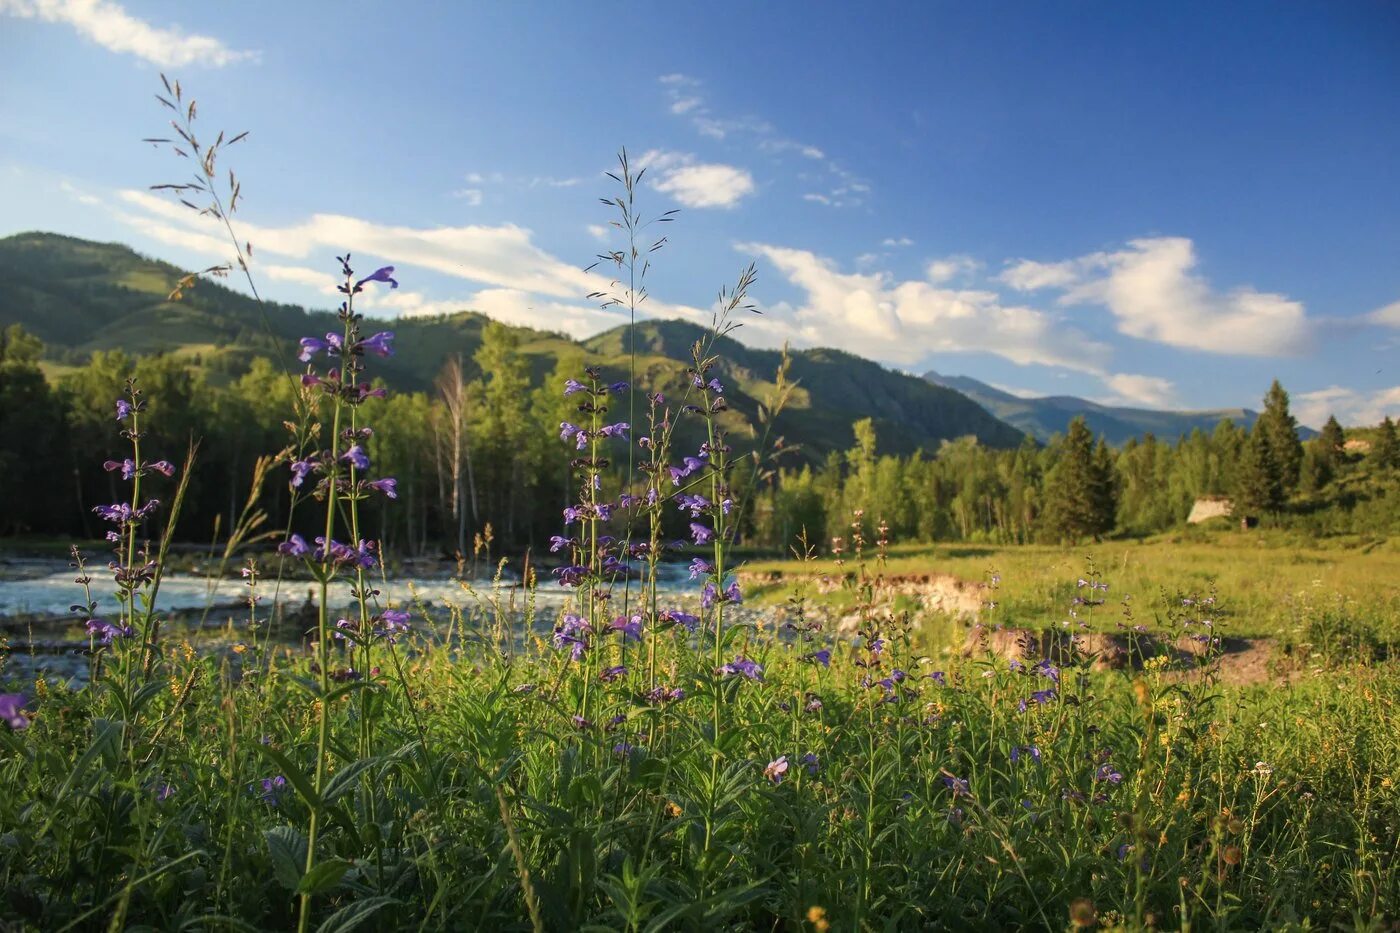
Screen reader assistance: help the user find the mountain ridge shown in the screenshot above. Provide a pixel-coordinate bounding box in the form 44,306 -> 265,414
0,231 -> 1026,459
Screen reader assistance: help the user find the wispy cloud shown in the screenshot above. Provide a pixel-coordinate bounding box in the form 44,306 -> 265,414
1002,237 -> 1313,356
1102,373 -> 1177,408
1,0 -> 255,67
639,150 -> 755,210
1295,385 -> 1400,429
657,73 -> 860,206
1368,299 -> 1400,327
450,188 -> 483,206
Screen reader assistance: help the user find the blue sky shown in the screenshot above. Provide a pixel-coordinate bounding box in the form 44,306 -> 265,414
2,0 -> 1398,426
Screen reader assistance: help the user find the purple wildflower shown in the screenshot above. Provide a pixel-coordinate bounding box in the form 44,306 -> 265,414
342,445 -> 370,471
0,693 -> 28,731
690,523 -> 713,545
115,399 -> 132,420
86,618 -> 134,645
764,756 -> 789,784
289,457 -> 317,489
689,557 -> 713,580
943,775 -> 971,797
803,648 -> 832,667
928,671 -> 947,686
608,613 -> 643,642
358,331 -> 395,356
801,753 -> 819,775
598,422 -> 629,439
278,533 -> 310,557
355,266 -> 399,290
553,564 -> 588,587
1011,745 -> 1042,765
659,608 -> 699,631
367,477 -> 398,498
719,656 -> 764,681
1095,764 -> 1123,784
600,664 -> 627,683
257,776 -> 287,805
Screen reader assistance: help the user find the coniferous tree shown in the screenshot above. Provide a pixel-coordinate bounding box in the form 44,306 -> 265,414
1091,437 -> 1118,536
1042,418 -> 1106,542
1318,415 -> 1345,466
1258,380 -> 1303,495
1235,426 -> 1283,516
1372,416 -> 1399,471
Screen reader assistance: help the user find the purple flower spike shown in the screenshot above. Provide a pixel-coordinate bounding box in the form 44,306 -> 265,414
342,445 -> 370,471
298,337 -> 327,362
563,379 -> 588,396
355,266 -> 399,290
277,534 -> 311,557
0,693 -> 28,731
719,656 -> 764,681
359,331 -> 395,357
690,523 -> 713,545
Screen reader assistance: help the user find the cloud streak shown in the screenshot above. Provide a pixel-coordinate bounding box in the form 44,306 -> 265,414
1,0 -> 255,67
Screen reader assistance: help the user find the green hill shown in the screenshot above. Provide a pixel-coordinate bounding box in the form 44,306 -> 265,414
0,231 -> 1025,460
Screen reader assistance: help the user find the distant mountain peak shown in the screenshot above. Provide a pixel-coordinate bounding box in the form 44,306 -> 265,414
922,370 -> 1274,444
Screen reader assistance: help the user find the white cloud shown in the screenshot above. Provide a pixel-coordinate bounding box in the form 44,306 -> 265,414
450,188 -> 483,206
640,150 -> 755,209
1368,300 -> 1400,327
59,180 -> 100,205
882,237 -> 914,248
586,224 -> 609,241
1,0 -> 255,67
670,97 -> 703,115
1003,237 -> 1311,356
114,188 -> 603,300
1102,373 -> 1177,408
925,255 -> 980,284
999,257 -> 1090,291
739,242 -> 1112,374
263,264 -> 340,294
1295,385 -> 1400,429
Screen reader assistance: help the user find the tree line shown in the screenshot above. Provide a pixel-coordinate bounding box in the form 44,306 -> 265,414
2,322 -> 1397,556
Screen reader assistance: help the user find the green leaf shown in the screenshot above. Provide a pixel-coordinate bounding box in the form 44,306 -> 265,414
256,745 -> 322,811
322,757 -> 380,806
264,825 -> 307,892
296,857 -> 351,895
314,895 -> 399,933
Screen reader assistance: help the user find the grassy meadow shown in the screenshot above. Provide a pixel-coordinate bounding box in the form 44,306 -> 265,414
0,77 -> 1397,933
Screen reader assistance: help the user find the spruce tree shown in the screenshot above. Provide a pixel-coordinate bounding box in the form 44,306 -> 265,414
1091,437 -> 1118,537
1372,416 -> 1399,471
1258,380 -> 1303,495
1042,418 -> 1100,541
1235,426 -> 1283,516
1318,415 -> 1345,464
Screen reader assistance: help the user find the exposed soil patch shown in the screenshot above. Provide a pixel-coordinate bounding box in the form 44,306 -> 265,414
961,624 -> 1299,686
